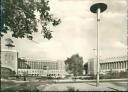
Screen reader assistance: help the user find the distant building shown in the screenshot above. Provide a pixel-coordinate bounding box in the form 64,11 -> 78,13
100,56 -> 128,74
1,49 -> 18,74
87,58 -> 97,75
18,58 -> 67,78
87,56 -> 128,75
1,49 -> 67,78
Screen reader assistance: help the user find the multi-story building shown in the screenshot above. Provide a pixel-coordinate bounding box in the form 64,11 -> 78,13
87,56 -> 128,75
87,58 -> 97,75
1,49 -> 18,74
1,50 -> 67,78
18,58 -> 67,78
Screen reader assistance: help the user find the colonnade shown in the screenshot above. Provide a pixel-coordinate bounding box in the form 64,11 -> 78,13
100,60 -> 128,71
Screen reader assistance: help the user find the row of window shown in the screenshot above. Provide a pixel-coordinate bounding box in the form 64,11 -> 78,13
18,71 -> 64,76
18,70 -> 65,74
18,62 -> 58,69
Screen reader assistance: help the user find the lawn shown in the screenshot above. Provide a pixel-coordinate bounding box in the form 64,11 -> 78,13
1,79 -> 45,92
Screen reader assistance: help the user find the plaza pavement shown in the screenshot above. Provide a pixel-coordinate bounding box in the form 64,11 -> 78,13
1,78 -> 128,91
37,82 -> 128,91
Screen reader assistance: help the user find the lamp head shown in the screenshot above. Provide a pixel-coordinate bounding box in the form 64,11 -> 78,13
90,3 -> 107,13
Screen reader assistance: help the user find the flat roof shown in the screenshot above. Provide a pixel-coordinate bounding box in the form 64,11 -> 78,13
1,49 -> 18,52
100,56 -> 128,63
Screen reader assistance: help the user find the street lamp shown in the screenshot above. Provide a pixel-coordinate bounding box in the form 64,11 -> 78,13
90,3 -> 107,87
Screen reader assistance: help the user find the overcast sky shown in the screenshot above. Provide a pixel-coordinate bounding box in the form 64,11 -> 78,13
1,0 -> 127,63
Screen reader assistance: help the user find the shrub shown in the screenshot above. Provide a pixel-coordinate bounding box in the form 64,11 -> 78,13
67,86 -> 80,91
67,87 -> 75,91
1,67 -> 16,79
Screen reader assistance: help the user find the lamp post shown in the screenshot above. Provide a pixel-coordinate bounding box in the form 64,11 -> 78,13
90,3 -> 107,87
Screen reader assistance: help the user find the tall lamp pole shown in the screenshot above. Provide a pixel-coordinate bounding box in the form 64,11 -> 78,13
90,3 -> 107,87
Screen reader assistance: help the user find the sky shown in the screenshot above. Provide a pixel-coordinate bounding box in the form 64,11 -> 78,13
1,0 -> 128,63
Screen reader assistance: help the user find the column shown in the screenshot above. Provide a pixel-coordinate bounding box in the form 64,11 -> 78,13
109,63 -> 111,70
117,62 -> 119,69
107,63 -> 109,70
123,61 -> 125,69
103,63 -> 105,70
112,62 -> 114,69
108,63 -> 109,70
122,62 -> 123,69
120,62 -> 122,69
124,61 -> 126,69
111,62 -> 113,69
120,62 -> 122,72
126,60 -> 128,69
116,62 -> 118,69
105,63 -> 107,70
117,62 -> 119,71
113,62 -> 114,69
109,62 -> 112,70
107,63 -> 108,70
103,64 -> 104,70
114,62 -> 116,69
111,62 -> 114,69
118,62 -> 121,69
115,62 -> 117,69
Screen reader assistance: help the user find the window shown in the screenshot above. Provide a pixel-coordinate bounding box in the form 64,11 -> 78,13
43,66 -> 47,70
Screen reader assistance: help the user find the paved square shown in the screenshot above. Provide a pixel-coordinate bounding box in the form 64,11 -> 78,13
37,82 -> 128,91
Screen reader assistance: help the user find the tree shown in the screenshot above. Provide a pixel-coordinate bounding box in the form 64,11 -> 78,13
0,0 -> 61,71
84,62 -> 88,75
5,38 -> 15,49
1,0 -> 61,40
64,54 -> 84,76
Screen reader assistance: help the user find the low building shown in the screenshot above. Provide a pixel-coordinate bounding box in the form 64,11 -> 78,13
87,56 -> 128,75
100,56 -> 128,74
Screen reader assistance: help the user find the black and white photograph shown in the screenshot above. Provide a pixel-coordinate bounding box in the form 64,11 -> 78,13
0,0 -> 128,91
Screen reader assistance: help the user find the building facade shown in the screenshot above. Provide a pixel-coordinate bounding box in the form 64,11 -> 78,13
1,50 -> 67,78
1,49 -> 18,74
87,56 -> 128,75
100,56 -> 128,74
87,58 -> 97,75
18,59 -> 67,78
